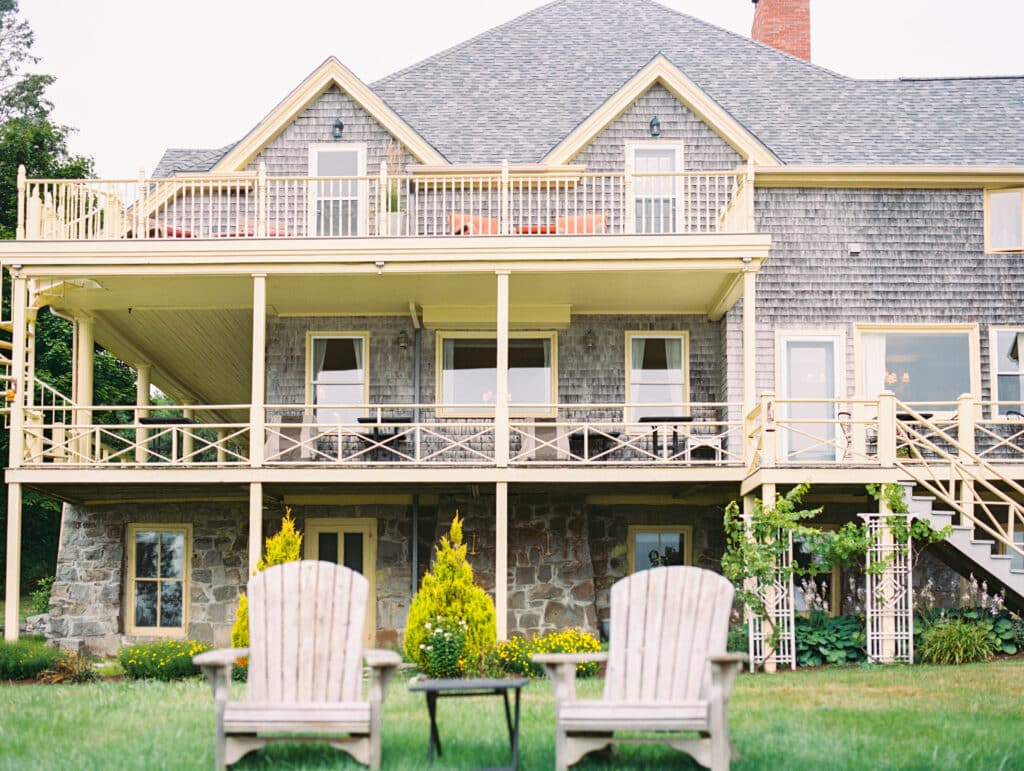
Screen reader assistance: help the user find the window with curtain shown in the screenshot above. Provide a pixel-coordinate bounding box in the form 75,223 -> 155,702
310,336 -> 366,424
439,335 -> 553,414
127,524 -> 189,634
994,329 -> 1024,415
859,330 -> 971,411
627,334 -> 686,423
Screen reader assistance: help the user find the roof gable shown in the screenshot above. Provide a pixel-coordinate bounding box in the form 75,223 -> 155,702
544,55 -> 779,167
213,57 -> 446,171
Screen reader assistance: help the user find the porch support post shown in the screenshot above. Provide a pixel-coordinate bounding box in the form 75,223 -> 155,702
4,482 -> 22,640
8,277 -> 27,468
248,482 -> 263,577
181,408 -> 195,460
134,363 -> 151,463
250,274 -> 267,468
495,481 -> 508,640
25,309 -> 36,408
742,262 -> 756,415
75,314 -> 94,461
495,271 -> 510,467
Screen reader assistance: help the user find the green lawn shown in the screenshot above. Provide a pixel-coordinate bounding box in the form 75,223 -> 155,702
1,660 -> 1023,770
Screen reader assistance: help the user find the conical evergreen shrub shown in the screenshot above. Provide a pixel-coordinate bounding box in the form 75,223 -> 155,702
404,513 -> 496,671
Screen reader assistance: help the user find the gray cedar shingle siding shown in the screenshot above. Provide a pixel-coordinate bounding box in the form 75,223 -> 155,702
722,187 -> 1023,406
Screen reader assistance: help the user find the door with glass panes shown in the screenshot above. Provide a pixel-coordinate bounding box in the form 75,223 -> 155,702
304,518 -> 376,647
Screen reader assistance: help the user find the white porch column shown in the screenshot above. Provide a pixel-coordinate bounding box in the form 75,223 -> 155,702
250,274 -> 267,468
75,315 -> 94,460
742,263 -> 756,415
8,277 -> 27,469
495,481 -> 508,640
4,483 -> 22,640
248,482 -> 263,577
181,408 -> 195,461
495,271 -> 510,467
134,363 -> 151,463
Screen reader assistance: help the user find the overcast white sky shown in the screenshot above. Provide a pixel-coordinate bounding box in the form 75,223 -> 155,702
17,0 -> 1024,178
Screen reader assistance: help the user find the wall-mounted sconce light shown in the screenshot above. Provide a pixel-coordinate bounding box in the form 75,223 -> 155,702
397,329 -> 410,350
332,117 -> 344,140
649,116 -> 661,137
468,532 -> 480,556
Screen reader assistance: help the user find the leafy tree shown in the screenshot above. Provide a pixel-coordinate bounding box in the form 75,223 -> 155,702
0,0 -> 135,595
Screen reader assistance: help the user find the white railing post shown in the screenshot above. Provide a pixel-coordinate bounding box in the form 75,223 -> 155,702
134,168 -> 146,239
760,392 -> 777,468
15,164 -> 26,240
377,160 -> 387,236
956,392 -> 976,458
500,160 -> 511,235
624,159 -> 635,234
256,162 -> 268,238
877,391 -> 897,466
25,193 -> 41,240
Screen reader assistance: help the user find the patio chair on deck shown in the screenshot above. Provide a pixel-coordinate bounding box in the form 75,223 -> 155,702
534,566 -> 746,770
193,561 -> 400,769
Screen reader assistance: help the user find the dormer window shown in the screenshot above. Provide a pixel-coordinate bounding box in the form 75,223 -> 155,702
985,189 -> 1024,253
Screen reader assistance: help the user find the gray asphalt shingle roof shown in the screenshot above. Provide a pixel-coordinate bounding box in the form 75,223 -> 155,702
153,0 -> 1024,176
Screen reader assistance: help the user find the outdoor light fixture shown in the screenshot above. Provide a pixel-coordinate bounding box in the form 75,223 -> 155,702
397,329 -> 411,350
332,118 -> 344,140
649,116 -> 661,137
584,329 -> 596,351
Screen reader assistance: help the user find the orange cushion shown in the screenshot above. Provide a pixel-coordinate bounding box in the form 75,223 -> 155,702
449,213 -> 500,235
555,214 -> 607,234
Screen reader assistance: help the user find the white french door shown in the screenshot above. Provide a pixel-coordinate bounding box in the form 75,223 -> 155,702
780,335 -> 843,462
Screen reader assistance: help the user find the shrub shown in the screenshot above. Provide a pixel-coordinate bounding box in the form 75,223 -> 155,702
919,618 -> 993,665
405,513 -> 496,672
795,612 -> 866,667
495,628 -> 602,678
0,637 -> 63,680
727,623 -> 748,654
118,639 -> 212,680
231,510 -> 303,649
916,608 -> 1020,657
28,576 -> 55,615
419,617 -> 468,678
38,650 -> 97,684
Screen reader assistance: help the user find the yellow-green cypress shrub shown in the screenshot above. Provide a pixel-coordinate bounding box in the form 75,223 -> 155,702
231,509 -> 303,648
404,513 -> 496,670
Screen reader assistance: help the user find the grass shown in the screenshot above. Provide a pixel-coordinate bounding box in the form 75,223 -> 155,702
1,660 -> 1023,770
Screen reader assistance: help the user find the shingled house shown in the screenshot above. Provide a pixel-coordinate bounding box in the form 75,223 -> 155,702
3,0 -> 1023,655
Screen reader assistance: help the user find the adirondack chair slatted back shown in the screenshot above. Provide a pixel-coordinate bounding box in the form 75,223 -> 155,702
604,566 -> 734,703
246,561 -> 368,704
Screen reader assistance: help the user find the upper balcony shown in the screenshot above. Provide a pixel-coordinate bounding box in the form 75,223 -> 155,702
15,163 -> 755,242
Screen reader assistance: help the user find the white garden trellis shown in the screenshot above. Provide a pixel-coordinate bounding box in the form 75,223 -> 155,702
861,512 -> 914,664
746,529 -> 796,672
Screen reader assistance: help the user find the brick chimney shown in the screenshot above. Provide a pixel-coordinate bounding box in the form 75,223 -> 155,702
751,0 -> 811,61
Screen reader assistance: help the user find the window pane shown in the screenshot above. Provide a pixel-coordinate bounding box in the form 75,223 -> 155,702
995,331 -> 1022,373
442,338 -> 551,408
135,532 -> 159,579
634,531 -> 685,571
135,581 -> 157,627
316,150 -> 359,177
997,375 -> 1021,412
160,532 -> 185,579
989,191 -> 1023,251
343,533 -> 364,574
160,581 -> 183,627
634,531 -> 661,571
863,332 -> 970,410
318,532 -> 339,564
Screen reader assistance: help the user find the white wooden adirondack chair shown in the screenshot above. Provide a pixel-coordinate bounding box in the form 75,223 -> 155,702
534,566 -> 746,771
193,560 -> 400,770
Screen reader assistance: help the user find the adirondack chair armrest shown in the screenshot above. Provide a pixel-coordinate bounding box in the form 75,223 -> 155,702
364,649 -> 402,703
193,647 -> 248,703
708,653 -> 747,700
532,653 -> 608,705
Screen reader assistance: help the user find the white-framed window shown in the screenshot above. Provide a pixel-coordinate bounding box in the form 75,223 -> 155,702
627,525 -> 693,573
436,332 -> 556,417
126,523 -> 191,635
625,332 -> 689,424
985,189 -> 1024,253
308,143 -> 367,237
307,333 -> 368,425
627,143 -> 683,234
857,325 -> 978,413
991,328 -> 1024,416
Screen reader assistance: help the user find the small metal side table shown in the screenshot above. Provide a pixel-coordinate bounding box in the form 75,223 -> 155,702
408,677 -> 530,770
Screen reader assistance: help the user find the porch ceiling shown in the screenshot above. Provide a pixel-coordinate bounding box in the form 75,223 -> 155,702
41,262 -> 751,406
